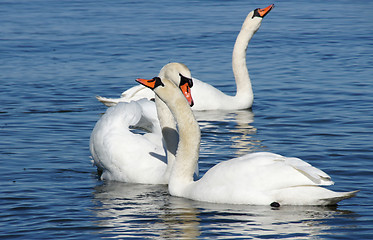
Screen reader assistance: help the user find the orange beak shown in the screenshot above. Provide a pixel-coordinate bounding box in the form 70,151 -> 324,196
136,78 -> 159,89
179,81 -> 194,107
257,4 -> 274,18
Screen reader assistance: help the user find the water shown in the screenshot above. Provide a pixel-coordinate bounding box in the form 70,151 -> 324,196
1,0 -> 372,239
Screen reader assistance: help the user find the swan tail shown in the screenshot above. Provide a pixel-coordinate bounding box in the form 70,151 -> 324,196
274,187 -> 359,206
96,85 -> 154,107
120,85 -> 154,101
319,190 -> 359,205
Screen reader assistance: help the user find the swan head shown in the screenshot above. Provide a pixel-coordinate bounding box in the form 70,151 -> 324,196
245,4 -> 274,32
253,4 -> 274,19
136,63 -> 194,106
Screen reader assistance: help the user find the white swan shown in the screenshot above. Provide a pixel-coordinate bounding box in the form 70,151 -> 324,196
96,4 -> 274,110
137,74 -> 358,206
90,63 -> 195,184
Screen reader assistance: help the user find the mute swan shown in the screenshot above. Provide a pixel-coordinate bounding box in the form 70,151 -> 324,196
136,75 -> 358,206
90,63 -> 194,184
97,4 -> 274,110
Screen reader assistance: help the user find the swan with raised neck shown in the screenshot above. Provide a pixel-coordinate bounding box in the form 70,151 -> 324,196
97,4 -> 274,110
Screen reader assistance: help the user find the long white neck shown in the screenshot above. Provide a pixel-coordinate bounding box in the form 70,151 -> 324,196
155,95 -> 178,179
232,14 -> 261,102
160,91 -> 200,196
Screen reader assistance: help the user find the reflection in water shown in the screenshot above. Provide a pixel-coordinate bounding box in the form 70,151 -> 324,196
92,182 -> 201,239
91,181 -> 354,239
194,109 -> 266,157
192,202 -> 346,239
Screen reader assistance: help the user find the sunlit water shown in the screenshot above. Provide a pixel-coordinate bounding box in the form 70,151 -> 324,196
1,0 -> 372,239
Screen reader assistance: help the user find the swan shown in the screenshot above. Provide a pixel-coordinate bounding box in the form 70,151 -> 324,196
96,4 -> 275,110
136,74 -> 358,206
90,63 -> 195,184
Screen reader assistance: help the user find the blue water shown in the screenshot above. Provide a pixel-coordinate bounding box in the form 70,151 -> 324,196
1,0 -> 372,239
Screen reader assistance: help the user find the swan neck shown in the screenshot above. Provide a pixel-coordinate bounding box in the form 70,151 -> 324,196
232,15 -> 260,97
155,95 -> 178,178
165,96 -> 200,193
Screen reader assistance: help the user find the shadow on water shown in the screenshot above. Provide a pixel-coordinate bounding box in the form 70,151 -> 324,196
91,181 -> 356,239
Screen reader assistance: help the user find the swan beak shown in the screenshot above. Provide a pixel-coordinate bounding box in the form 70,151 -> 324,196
136,77 -> 163,89
136,77 -> 194,107
179,82 -> 194,107
258,4 -> 274,18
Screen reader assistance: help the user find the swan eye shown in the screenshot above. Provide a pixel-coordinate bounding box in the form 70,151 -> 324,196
179,73 -> 193,88
253,8 -> 261,18
153,77 -> 165,87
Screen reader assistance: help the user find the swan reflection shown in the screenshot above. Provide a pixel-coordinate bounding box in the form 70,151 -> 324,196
92,182 -> 201,239
91,181 -> 354,239
194,109 -> 266,157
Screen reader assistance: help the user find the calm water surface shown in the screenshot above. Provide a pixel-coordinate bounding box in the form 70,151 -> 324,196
1,0 -> 372,239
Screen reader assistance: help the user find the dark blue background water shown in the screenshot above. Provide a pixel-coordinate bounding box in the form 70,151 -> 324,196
1,0 -> 372,239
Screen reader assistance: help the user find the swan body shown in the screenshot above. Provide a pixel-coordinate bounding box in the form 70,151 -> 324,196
173,152 -> 356,205
90,63 -> 195,184
138,70 -> 358,206
97,4 -> 275,110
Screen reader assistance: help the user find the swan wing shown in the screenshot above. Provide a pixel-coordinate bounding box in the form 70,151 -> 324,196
222,152 -> 334,189
90,101 -> 167,183
194,152 -> 334,197
283,157 -> 333,185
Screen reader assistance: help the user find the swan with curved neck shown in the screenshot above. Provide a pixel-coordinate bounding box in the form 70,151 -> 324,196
97,4 -> 274,110
137,74 -> 358,206
90,63 -> 195,184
